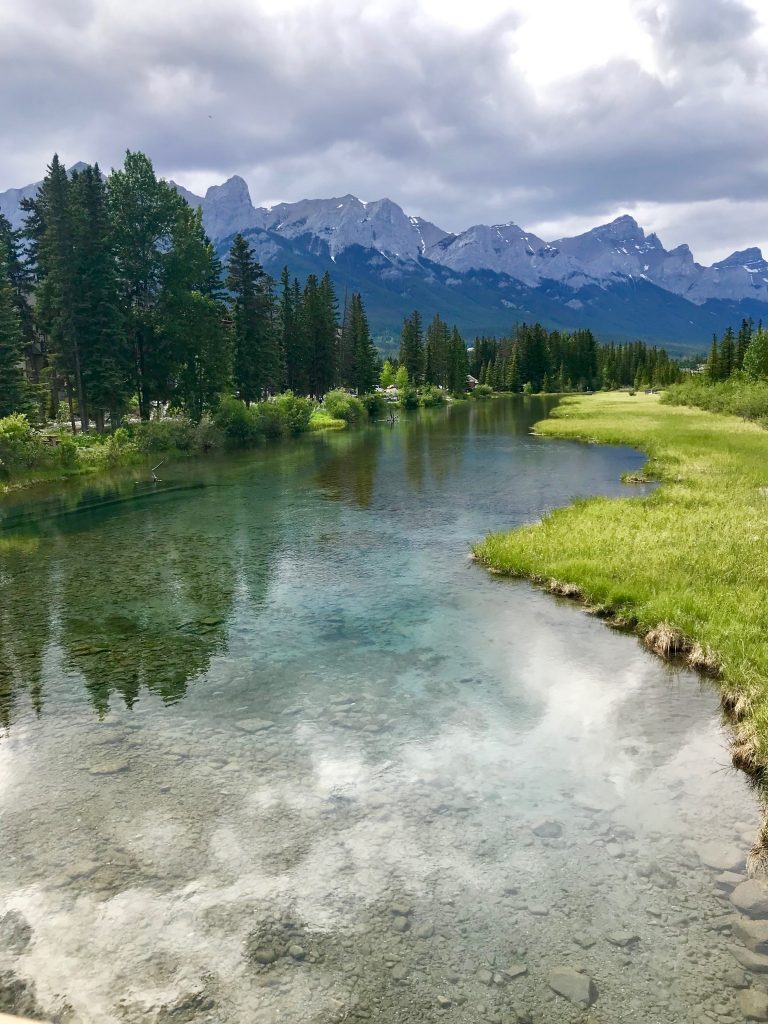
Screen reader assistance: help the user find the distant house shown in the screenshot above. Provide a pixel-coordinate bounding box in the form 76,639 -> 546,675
467,375 -> 479,391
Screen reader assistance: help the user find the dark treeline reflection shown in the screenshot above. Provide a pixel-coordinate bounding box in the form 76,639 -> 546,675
0,466 -> 287,725
0,397 -> 560,727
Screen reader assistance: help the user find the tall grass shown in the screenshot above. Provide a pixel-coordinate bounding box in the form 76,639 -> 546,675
663,375 -> 768,424
474,392 -> 768,852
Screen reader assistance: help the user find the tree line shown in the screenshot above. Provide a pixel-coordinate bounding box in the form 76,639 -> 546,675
705,319 -> 768,382
0,152 -> 379,429
396,317 -> 680,393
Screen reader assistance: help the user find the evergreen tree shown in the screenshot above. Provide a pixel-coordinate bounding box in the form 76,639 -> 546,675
447,327 -> 469,394
399,310 -> 424,384
108,150 -> 184,420
720,326 -> 735,379
424,313 -> 449,387
706,335 -> 721,382
30,155 -> 91,429
0,237 -> 28,417
348,292 -> 377,393
160,203 -> 230,421
70,165 -> 129,429
736,318 -> 753,371
226,234 -> 279,403
0,214 -> 35,375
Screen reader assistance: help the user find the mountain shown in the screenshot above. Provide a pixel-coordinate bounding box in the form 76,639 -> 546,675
3,164 -> 767,349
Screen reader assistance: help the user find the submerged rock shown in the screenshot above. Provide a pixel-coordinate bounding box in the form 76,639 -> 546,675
731,879 -> 768,918
730,945 -> 768,973
236,719 -> 274,734
0,912 -> 32,954
695,842 -> 745,872
532,820 -> 563,839
738,989 -> 768,1021
548,967 -> 598,1008
605,931 -> 640,948
716,870 -> 746,892
733,916 -> 768,953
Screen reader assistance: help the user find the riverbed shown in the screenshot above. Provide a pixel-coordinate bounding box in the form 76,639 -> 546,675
0,397 -> 758,1023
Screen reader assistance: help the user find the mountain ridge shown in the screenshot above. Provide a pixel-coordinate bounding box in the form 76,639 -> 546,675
3,165 -> 767,348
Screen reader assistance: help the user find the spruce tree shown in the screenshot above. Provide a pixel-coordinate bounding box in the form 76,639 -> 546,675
706,335 -> 721,382
736,318 -> 753,370
720,326 -> 735,380
425,314 -> 450,387
349,293 -> 378,393
447,327 -> 469,394
399,310 -> 424,384
0,237 -> 28,417
226,234 -> 279,403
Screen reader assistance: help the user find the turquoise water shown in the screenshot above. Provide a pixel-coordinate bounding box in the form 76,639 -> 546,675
0,398 -> 757,1023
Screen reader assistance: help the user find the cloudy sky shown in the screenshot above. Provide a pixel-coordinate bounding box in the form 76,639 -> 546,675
2,0 -> 767,263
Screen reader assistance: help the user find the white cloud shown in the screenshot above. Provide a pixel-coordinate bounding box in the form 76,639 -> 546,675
1,0 -> 767,263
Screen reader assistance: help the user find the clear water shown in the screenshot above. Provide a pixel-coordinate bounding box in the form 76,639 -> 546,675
0,397 -> 757,1024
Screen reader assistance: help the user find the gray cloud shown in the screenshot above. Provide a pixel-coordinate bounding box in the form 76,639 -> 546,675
1,0 -> 766,263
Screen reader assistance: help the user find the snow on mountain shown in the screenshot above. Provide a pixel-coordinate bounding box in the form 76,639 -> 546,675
3,164 -> 768,308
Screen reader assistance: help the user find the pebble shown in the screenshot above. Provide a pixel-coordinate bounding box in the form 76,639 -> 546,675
391,963 -> 408,982
236,719 -> 274,734
436,995 -> 452,1009
413,922 -> 434,939
477,969 -> 493,986
88,760 -> 130,776
605,931 -> 640,948
504,964 -> 528,980
392,916 -> 410,933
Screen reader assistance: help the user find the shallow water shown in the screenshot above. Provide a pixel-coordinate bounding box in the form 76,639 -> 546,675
0,397 -> 758,1024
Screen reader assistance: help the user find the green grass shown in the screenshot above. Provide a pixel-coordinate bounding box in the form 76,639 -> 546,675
474,392 -> 768,838
309,409 -> 347,431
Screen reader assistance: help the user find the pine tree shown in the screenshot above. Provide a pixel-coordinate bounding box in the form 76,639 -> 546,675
0,215 -> 35,376
706,335 -> 721,382
447,327 -> 469,394
424,314 -> 449,387
736,318 -> 753,371
720,326 -> 735,379
0,237 -> 28,417
349,293 -> 377,393
70,165 -> 130,430
226,234 -> 280,403
30,155 -> 91,429
399,310 -> 424,384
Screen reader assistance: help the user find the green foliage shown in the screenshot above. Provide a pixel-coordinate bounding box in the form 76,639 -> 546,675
399,310 -> 424,384
214,396 -> 262,447
419,385 -> 447,407
133,418 -> 198,453
380,359 -> 395,388
743,328 -> 768,381
323,389 -> 367,424
399,386 -> 419,410
271,391 -> 314,434
0,414 -> 45,471
57,434 -> 79,467
395,365 -> 409,390
474,383 -> 494,399
663,375 -> 768,423
359,392 -> 386,418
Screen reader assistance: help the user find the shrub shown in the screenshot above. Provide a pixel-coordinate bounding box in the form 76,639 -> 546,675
419,385 -> 447,408
214,397 -> 262,447
323,389 -> 367,424
399,386 -> 419,410
134,418 -> 197,453
271,391 -> 314,434
473,383 -> 494,399
0,414 -> 45,471
105,427 -> 134,467
253,401 -> 286,439
57,435 -> 79,468
193,419 -> 224,451
359,392 -> 386,418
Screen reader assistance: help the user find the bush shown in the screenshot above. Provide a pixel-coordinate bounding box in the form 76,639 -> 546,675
214,397 -> 262,447
662,376 -> 768,422
419,386 -> 447,408
105,427 -> 134,467
323,389 -> 367,424
193,419 -> 224,451
472,384 -> 493,399
359,392 -> 386,418
271,391 -> 314,434
134,418 -> 197,453
0,414 -> 45,471
399,386 -> 419,410
253,401 -> 286,439
57,434 -> 79,468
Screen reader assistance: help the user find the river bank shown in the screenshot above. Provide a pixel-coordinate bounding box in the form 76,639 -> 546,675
473,391 -> 768,862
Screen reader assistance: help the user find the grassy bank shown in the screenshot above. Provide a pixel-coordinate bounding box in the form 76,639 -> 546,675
474,392 -> 768,859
